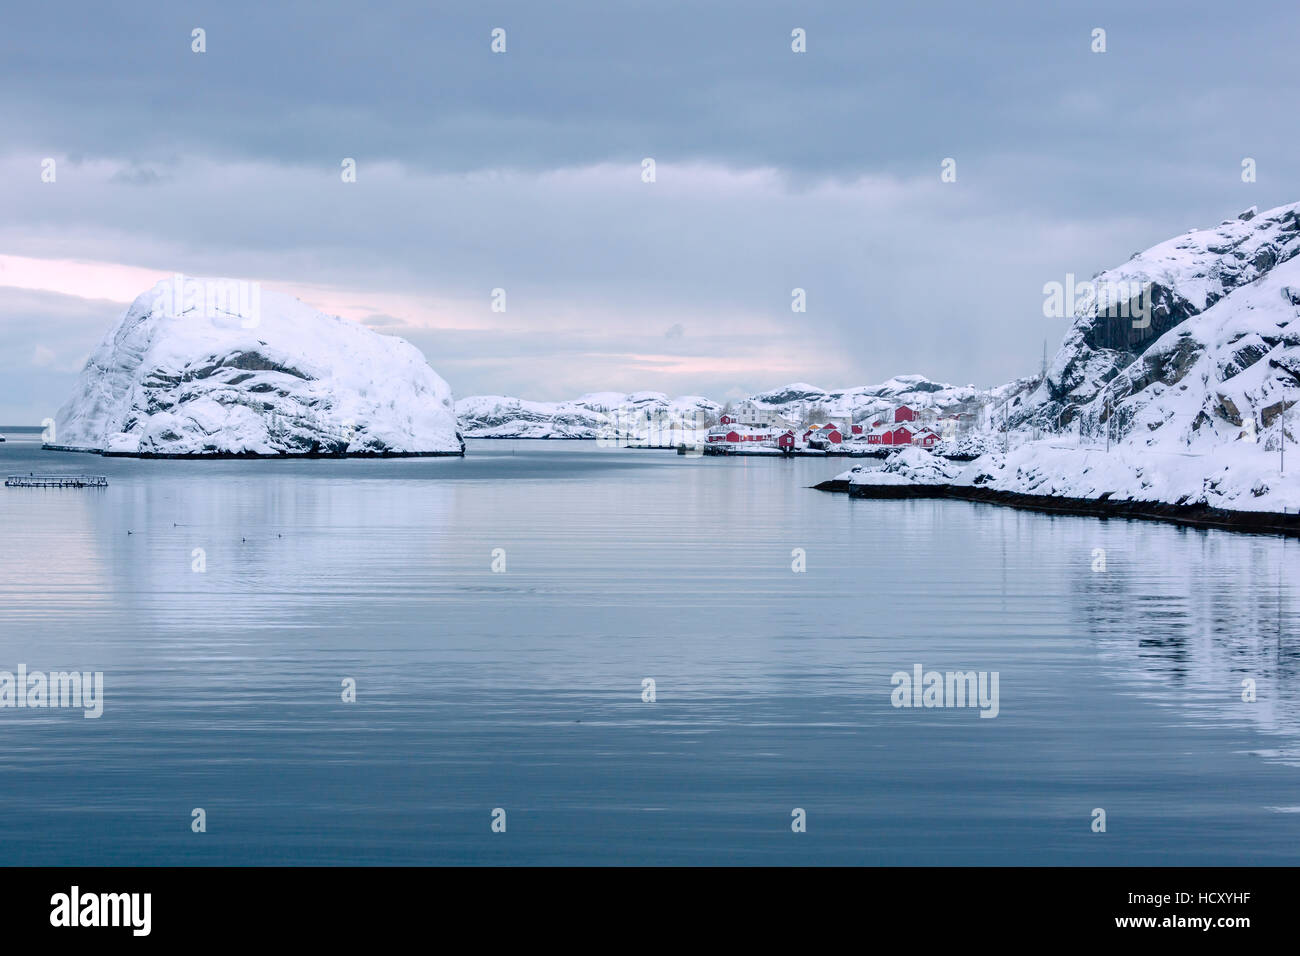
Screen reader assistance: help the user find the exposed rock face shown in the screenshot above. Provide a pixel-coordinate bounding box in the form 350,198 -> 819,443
1019,201 -> 1300,432
824,203 -> 1300,516
51,277 -> 464,457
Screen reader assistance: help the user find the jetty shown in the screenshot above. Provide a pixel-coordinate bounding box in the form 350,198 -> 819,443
5,475 -> 109,488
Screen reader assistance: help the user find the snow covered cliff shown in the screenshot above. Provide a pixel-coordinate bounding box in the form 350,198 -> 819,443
1017,201 -> 1300,435
51,277 -> 464,457
742,375 -> 1037,423
830,202 -> 1300,517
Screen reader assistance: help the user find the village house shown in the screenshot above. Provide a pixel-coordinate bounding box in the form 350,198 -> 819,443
731,400 -> 792,428
707,424 -> 777,444
802,423 -> 843,445
704,402 -> 947,454
865,424 -> 915,445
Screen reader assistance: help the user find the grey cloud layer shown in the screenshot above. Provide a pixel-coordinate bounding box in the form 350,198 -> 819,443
1,0 -> 1298,421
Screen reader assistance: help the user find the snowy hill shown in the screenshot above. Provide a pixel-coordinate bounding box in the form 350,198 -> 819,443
833,202 -> 1300,515
456,392 -> 721,440
51,277 -> 464,457
749,375 -> 1040,424
1017,201 -> 1300,432
457,375 -> 1038,438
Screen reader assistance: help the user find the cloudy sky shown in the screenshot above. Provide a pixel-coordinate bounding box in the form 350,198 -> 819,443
1,0 -> 1297,423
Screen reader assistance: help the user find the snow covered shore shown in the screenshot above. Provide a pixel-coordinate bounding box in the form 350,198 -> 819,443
825,443 -> 1299,513
816,202 -> 1300,534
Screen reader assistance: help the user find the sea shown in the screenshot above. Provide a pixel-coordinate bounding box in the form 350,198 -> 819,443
1,430 -> 1297,864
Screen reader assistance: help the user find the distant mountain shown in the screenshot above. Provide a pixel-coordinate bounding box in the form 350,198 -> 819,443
740,374 -> 1038,425
456,392 -> 720,439
456,376 -> 1039,439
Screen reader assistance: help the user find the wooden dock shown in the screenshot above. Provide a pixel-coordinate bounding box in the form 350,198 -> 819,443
5,475 -> 109,488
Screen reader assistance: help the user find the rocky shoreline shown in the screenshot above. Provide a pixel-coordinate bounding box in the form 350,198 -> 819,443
813,477 -> 1300,537
44,444 -> 465,459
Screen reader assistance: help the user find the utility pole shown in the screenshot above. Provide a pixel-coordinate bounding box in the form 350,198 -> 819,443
1105,386 -> 1111,453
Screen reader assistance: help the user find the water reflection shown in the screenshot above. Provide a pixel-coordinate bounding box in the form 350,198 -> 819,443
1,440 -> 1298,863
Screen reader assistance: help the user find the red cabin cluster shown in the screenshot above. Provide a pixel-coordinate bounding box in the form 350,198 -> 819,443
860,405 -> 942,447
706,402 -> 946,453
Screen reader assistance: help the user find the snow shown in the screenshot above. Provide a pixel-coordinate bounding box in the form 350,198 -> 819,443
1019,200 -> 1300,421
456,392 -> 720,441
830,204 -> 1300,516
835,446 -> 962,486
835,441 -> 1300,512
52,277 -> 463,456
457,375 -> 1038,440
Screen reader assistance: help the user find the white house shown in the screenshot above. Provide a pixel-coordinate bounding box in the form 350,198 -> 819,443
732,400 -> 794,428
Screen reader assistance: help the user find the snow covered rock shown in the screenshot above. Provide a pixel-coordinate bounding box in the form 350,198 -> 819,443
743,375 -> 1037,425
1019,200 -> 1300,428
827,203 -> 1300,516
836,446 -> 963,486
457,392 -> 719,441
51,277 -> 463,457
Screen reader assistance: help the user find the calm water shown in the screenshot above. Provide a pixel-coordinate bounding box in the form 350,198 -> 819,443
1,434 -> 1298,865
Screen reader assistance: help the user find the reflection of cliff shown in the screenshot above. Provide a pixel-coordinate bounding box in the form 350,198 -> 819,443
93,466 -> 461,637
1076,537 -> 1300,765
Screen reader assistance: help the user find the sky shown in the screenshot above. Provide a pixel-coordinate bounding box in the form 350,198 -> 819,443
1,0 -> 1298,423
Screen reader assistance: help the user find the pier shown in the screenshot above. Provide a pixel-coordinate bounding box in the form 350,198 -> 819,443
5,475 -> 109,488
